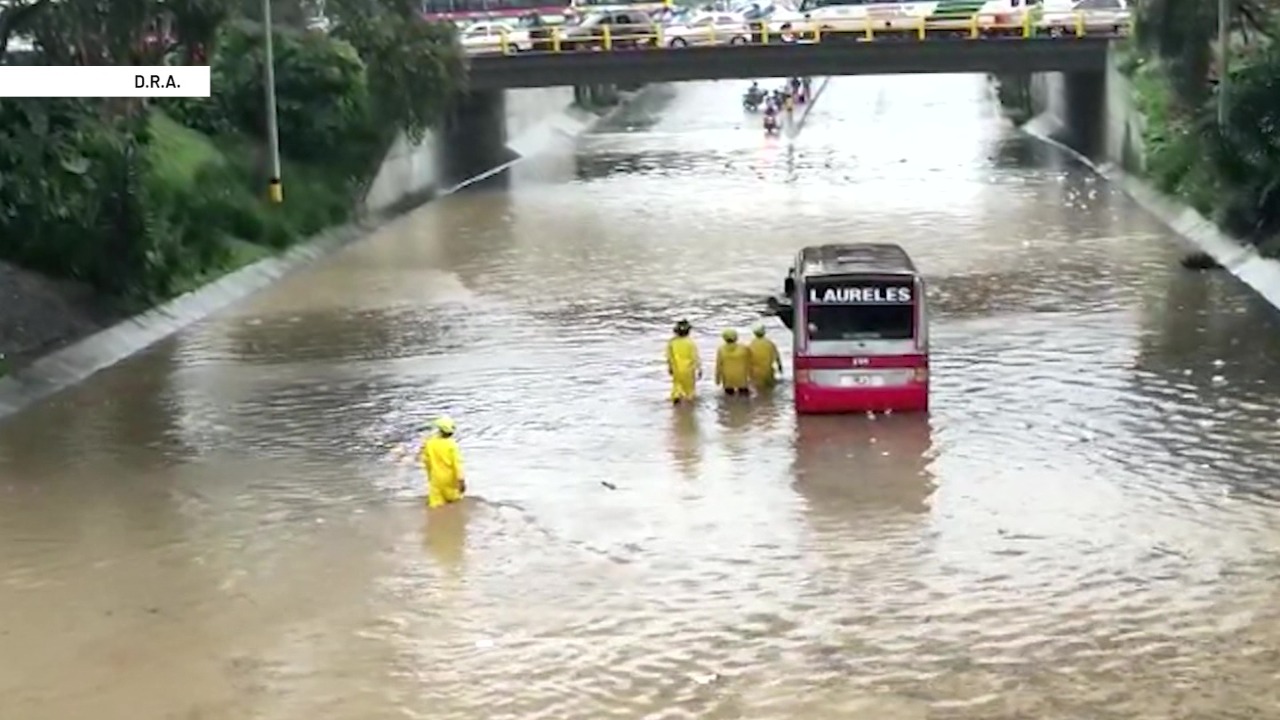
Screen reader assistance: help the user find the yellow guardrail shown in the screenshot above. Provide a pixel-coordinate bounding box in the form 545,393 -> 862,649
480,12 -> 1128,55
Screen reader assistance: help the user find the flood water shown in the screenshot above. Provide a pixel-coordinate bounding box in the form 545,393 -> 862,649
6,75 -> 1280,719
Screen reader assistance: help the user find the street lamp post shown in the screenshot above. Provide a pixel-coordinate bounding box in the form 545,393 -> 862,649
263,0 -> 283,203
1217,0 -> 1229,126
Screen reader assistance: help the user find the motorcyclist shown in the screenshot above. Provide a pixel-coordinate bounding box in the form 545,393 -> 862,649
763,101 -> 779,131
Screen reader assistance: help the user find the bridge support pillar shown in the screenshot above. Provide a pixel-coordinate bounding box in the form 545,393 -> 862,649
440,89 -> 514,184
1060,71 -> 1106,159
574,83 -> 621,110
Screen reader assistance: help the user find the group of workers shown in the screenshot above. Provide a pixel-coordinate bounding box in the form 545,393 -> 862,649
666,319 -> 783,404
417,321 -> 784,509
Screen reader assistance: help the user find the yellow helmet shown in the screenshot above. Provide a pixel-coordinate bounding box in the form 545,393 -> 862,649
722,328 -> 738,342
752,323 -> 766,336
434,416 -> 455,434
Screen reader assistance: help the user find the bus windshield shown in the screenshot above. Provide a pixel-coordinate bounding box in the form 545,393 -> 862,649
803,275 -> 915,342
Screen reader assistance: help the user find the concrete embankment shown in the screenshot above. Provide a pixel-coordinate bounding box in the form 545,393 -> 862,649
0,85 -> 658,419
1009,51 -> 1280,313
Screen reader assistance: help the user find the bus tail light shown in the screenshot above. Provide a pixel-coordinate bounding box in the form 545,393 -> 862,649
913,367 -> 928,383
795,369 -> 810,384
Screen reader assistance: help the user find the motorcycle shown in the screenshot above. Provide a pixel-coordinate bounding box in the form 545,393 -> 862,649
743,91 -> 763,112
763,112 -> 780,134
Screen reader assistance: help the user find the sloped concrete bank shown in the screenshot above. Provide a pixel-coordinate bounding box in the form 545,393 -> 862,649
0,85 -> 660,420
1011,52 -> 1280,313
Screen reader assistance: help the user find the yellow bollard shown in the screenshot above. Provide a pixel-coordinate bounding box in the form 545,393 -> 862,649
1074,11 -> 1084,36
761,22 -> 769,44
864,21 -> 872,40
552,27 -> 561,53
814,24 -> 821,42
654,21 -> 663,47
499,28 -> 509,55
602,24 -> 611,51
969,14 -> 978,38
917,16 -> 925,40
709,21 -> 716,44
1022,11 -> 1031,37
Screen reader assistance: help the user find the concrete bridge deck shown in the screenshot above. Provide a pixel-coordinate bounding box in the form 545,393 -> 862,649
466,36 -> 1117,90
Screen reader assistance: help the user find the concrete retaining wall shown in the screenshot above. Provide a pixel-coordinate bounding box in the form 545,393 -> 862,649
366,86 -> 592,213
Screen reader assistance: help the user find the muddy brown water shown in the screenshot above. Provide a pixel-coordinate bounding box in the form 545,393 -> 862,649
5,75 -> 1280,719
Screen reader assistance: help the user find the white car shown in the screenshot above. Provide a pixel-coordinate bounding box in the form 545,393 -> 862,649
1041,0 -> 1130,36
460,21 -> 532,53
663,12 -> 753,46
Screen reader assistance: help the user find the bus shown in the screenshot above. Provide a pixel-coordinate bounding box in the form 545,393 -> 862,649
784,243 -> 929,414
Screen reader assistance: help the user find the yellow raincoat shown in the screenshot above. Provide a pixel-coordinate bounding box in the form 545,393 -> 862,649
667,336 -> 701,402
749,335 -> 782,389
716,341 -> 751,391
422,433 -> 466,508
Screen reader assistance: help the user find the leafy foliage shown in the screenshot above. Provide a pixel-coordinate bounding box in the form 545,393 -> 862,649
0,0 -> 463,302
329,0 -> 465,144
170,21 -> 373,165
1131,19 -> 1280,252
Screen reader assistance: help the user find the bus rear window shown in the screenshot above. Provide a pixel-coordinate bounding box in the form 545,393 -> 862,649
805,304 -> 913,341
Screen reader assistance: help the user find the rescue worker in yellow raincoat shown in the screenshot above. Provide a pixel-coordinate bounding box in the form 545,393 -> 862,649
666,319 -> 701,404
748,323 -> 783,391
715,328 -> 752,396
421,416 -> 466,509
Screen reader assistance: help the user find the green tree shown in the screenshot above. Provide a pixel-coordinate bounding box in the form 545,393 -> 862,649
1135,0 -> 1274,108
329,0 -> 465,144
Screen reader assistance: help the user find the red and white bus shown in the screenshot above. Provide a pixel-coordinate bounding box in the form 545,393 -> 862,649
786,243 -> 929,414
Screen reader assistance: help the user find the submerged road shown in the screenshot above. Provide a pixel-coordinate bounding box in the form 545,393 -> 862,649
5,76 -> 1280,719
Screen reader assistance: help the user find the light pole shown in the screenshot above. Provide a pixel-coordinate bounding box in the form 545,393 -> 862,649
263,0 -> 283,203
1217,0 -> 1229,126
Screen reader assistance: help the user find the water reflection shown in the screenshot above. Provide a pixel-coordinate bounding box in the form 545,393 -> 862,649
667,404 -> 702,479
791,413 -> 935,519
423,503 -> 470,574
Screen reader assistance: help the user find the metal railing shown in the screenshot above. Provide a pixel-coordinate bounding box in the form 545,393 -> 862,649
470,12 -> 1130,55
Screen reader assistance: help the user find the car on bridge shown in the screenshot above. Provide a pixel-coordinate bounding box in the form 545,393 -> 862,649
460,20 -> 534,52
1040,0 -> 1129,36
556,8 -> 661,50
662,11 -> 754,46
767,0 -> 1042,41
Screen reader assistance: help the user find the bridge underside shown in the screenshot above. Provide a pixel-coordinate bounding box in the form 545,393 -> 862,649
467,38 -> 1112,90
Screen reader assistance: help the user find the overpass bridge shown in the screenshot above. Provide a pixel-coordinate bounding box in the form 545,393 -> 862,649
464,20 -> 1126,90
